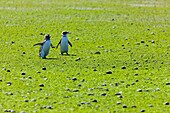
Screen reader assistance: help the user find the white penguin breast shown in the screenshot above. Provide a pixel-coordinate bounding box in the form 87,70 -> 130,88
42,40 -> 51,53
60,37 -> 68,52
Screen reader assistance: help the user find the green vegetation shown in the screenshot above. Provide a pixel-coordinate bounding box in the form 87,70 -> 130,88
1,0 -> 170,112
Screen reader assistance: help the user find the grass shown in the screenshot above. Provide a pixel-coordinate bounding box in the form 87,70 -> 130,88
1,0 -> 170,112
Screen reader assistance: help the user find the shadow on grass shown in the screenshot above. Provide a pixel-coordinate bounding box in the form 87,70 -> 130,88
60,54 -> 77,56
45,58 -> 59,60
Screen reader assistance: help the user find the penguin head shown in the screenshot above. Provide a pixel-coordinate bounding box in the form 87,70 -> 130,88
62,31 -> 71,35
44,34 -> 50,40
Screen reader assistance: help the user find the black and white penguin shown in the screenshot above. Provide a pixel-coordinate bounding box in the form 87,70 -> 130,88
34,34 -> 54,59
56,31 -> 72,55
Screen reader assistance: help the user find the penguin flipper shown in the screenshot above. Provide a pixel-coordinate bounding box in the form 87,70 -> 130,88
33,42 -> 43,46
68,41 -> 72,47
56,39 -> 61,49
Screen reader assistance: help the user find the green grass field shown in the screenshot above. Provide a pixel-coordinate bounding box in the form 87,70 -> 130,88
1,0 -> 170,112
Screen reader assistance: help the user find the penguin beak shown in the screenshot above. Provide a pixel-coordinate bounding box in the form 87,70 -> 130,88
67,32 -> 71,34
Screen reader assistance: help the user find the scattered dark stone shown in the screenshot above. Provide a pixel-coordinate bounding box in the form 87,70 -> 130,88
7,82 -> 12,86
151,40 -> 155,43
114,82 -> 119,86
126,84 -> 130,88
106,70 -> 112,74
28,76 -> 32,79
93,69 -> 97,71
19,111 -> 25,113
81,79 -> 85,82
30,99 -> 36,102
39,84 -> 44,87
133,67 -> 138,70
80,102 -> 86,105
164,102 -> 169,105
166,82 -> 170,85
24,100 -> 29,102
134,73 -> 138,76
4,109 -> 9,112
11,41 -> 15,44
75,57 -> 81,61
112,66 -> 116,68
116,102 -> 121,105
151,32 -> 155,35
102,83 -> 107,86
78,84 -> 81,87
22,52 -> 26,54
131,83 -> 135,85
117,95 -> 123,99
132,105 -> 137,108
104,88 -> 109,91
135,42 -> 140,45
7,70 -> 10,72
0,80 -> 2,82
72,89 -> 79,92
72,77 -> 77,81
37,71 -> 41,73
92,99 -> 97,102
88,93 -> 94,96
140,109 -> 145,112
21,72 -> 26,75
148,104 -> 153,107
134,62 -> 139,64
42,67 -> 46,70
100,93 -> 107,96
122,105 -> 127,108
115,92 -> 122,96
145,44 -> 149,46
141,40 -> 145,43
112,18 -> 114,21
136,89 -> 142,92
121,66 -> 126,69
46,106 -> 53,109
40,32 -> 45,35
120,81 -> 124,83
136,79 -> 139,82
94,51 -> 101,54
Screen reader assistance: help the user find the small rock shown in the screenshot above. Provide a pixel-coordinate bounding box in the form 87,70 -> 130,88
21,72 -> 26,75
112,66 -> 116,68
7,70 -> 10,72
141,40 -> 145,43
88,93 -> 94,96
115,92 -> 122,96
75,57 -> 81,61
164,102 -> 169,105
114,82 -> 119,86
24,100 -> 29,102
72,77 -> 77,81
7,82 -> 12,86
151,40 -> 155,43
106,70 -> 112,74
39,84 -> 44,87
121,66 -> 126,69
100,93 -> 107,96
122,105 -> 127,108
116,102 -> 121,105
46,106 -> 53,109
166,82 -> 170,85
136,89 -> 142,92
72,89 -> 79,92
102,83 -> 107,86
148,104 -> 153,107
94,51 -> 101,54
42,67 -> 46,70
135,42 -> 140,45
92,99 -> 97,102
132,105 -> 137,108
133,67 -> 138,70
140,109 -> 145,112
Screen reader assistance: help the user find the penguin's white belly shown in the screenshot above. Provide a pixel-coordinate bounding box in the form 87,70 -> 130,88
40,40 -> 51,58
60,39 -> 68,53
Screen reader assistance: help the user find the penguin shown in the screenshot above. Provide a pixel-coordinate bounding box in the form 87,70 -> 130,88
56,31 -> 72,55
34,34 -> 54,59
